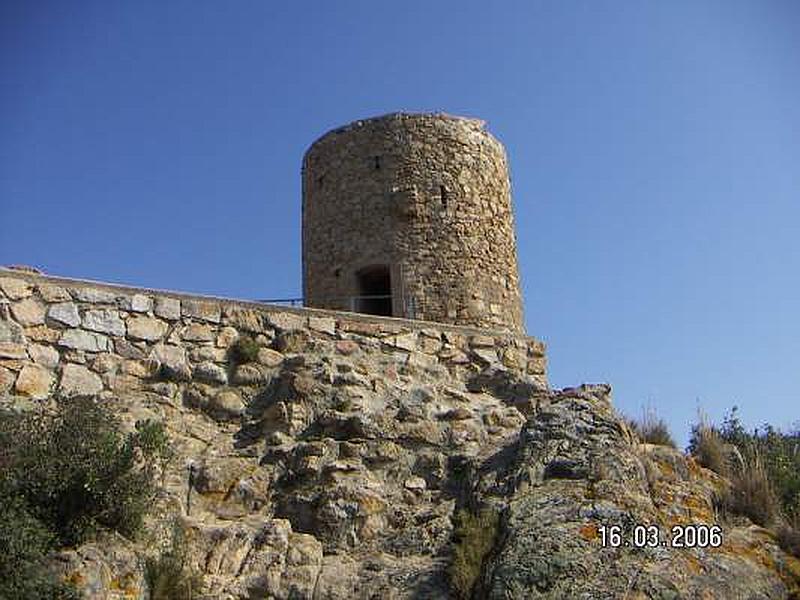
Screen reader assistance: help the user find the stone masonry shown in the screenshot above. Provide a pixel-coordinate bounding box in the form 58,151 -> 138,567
0,269 -> 546,405
302,113 -> 525,333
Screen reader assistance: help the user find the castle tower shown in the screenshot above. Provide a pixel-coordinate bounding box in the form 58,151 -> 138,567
302,113 -> 525,333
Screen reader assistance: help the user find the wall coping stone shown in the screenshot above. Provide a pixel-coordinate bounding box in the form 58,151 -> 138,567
0,269 -> 545,347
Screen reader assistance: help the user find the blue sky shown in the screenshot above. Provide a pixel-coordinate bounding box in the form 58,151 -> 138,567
2,1 -> 799,446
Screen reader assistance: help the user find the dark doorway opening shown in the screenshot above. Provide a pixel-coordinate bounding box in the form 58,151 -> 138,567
356,265 -> 392,316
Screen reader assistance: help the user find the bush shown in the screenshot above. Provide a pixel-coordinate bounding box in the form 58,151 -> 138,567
690,408 -> 800,547
629,408 -> 676,448
0,490 -> 80,599
2,398 -> 171,541
146,522 -> 203,599
449,508 -> 500,600
230,335 -> 260,364
2,397 -> 170,546
0,397 -> 172,596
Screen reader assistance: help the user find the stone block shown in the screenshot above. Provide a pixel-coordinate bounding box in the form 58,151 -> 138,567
308,316 -> 336,335
127,316 -> 168,341
60,363 -> 103,396
114,338 -> 147,359
338,320 -> 381,336
0,366 -> 14,392
90,353 -> 121,374
223,306 -> 264,332
83,309 -> 126,336
106,374 -> 143,393
232,364 -> 271,385
182,299 -> 221,323
72,287 -> 117,303
150,344 -> 191,381
14,364 -> 54,398
129,294 -> 152,312
59,329 -> 108,352
29,343 -> 59,368
209,389 -> 245,419
38,283 -> 71,302
267,312 -> 305,331
257,347 -> 285,367
472,347 -> 499,365
189,346 -> 227,362
121,358 -> 160,378
528,339 -> 546,358
11,297 -> 46,326
0,342 -> 28,359
24,325 -> 60,343
388,332 -> 417,351
469,334 -> 495,348
182,323 -> 215,341
194,362 -> 228,384
0,277 -> 33,300
154,296 -> 181,320
216,326 -> 238,348
0,317 -> 25,343
335,340 -> 359,356
47,302 -> 81,327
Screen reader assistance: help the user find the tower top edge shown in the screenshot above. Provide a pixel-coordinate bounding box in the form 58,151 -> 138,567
304,112 -> 494,156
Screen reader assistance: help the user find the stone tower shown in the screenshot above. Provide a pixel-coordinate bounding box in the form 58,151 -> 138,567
302,112 -> 525,333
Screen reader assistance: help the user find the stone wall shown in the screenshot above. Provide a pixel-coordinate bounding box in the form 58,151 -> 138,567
0,269 -> 546,403
302,112 -> 526,333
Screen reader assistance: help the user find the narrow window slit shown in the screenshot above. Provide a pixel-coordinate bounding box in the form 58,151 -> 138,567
374,156 -> 381,170
440,185 -> 448,207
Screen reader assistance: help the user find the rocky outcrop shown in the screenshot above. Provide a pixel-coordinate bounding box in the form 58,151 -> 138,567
478,385 -> 800,599
1,269 -> 798,598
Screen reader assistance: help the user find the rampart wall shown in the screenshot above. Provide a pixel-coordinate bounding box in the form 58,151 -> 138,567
0,269 -> 546,403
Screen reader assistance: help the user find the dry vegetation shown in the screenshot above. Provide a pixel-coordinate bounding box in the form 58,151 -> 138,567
628,408 -> 677,448
449,507 -> 500,599
689,408 -> 800,557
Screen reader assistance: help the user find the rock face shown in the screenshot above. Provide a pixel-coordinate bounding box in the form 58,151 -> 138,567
1,269 -> 797,599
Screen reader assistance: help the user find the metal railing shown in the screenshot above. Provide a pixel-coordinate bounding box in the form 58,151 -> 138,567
255,294 -> 417,319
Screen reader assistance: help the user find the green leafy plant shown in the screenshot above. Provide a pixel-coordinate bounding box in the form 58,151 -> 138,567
230,335 -> 260,364
2,397 -> 171,545
0,489 -> 80,599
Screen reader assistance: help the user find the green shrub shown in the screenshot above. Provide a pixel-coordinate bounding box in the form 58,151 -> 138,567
629,409 -> 676,448
449,508 -> 500,599
146,522 -> 203,599
690,408 -> 800,546
2,397 -> 170,546
230,335 -> 260,364
0,490 -> 80,599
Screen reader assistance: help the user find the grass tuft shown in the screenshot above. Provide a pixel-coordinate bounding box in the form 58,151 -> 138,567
449,508 -> 500,599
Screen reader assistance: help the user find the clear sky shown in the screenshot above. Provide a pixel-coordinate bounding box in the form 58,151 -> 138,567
2,1 -> 798,446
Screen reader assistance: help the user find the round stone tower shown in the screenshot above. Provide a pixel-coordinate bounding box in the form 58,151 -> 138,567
302,112 -> 525,333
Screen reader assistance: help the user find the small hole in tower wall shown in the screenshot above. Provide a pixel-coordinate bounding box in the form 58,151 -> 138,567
440,185 -> 448,207
374,156 -> 381,170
